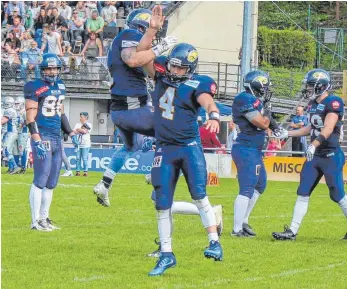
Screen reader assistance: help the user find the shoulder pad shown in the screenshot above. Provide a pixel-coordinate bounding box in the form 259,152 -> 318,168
153,56 -> 167,75
191,74 -> 217,96
119,29 -> 142,48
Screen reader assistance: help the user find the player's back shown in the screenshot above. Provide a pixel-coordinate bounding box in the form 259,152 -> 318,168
308,94 -> 344,156
24,79 -> 66,138
232,91 -> 266,149
107,29 -> 147,97
3,108 -> 18,134
152,72 -> 216,146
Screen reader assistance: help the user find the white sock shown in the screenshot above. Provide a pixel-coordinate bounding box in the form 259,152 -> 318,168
104,168 -> 117,180
208,232 -> 219,242
233,195 -> 250,233
29,184 -> 43,227
193,196 -> 217,228
290,196 -> 310,235
244,190 -> 261,224
172,201 -> 199,215
338,196 -> 347,220
40,187 -> 53,220
157,209 -> 173,252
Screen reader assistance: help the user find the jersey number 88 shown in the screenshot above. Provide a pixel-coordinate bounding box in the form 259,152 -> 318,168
42,95 -> 64,117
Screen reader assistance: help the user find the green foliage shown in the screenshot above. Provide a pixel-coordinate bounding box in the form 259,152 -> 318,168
258,27 -> 316,69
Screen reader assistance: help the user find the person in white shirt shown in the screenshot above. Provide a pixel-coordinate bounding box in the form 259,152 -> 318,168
227,119 -> 238,152
73,112 -> 92,177
59,1 -> 72,20
101,1 -> 117,27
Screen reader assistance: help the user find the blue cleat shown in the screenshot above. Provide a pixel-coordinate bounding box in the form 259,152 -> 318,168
148,252 -> 176,276
204,240 -> 223,261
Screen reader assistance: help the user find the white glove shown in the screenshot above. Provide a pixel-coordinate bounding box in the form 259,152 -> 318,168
152,36 -> 178,56
272,128 -> 288,139
305,144 -> 316,161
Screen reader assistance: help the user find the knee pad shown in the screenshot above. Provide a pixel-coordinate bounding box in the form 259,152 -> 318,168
155,189 -> 173,211
192,196 -> 216,228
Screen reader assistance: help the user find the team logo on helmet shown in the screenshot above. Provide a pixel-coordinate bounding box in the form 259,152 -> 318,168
254,76 -> 268,85
313,71 -> 329,80
134,13 -> 151,22
187,50 -> 198,62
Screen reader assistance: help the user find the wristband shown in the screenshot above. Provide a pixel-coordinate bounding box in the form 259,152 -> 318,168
315,134 -> 326,144
209,111 -> 220,122
27,121 -> 39,135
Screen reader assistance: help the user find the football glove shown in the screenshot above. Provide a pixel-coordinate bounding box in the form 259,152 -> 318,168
272,128 -> 288,139
71,135 -> 80,148
305,144 -> 316,161
152,36 -> 178,57
142,137 -> 153,153
34,140 -> 47,160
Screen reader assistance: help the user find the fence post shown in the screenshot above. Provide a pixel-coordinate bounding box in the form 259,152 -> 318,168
217,62 -> 220,98
290,70 -> 294,98
343,70 -> 347,104
224,64 -> 227,97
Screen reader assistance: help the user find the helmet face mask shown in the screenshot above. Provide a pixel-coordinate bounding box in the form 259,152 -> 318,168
243,70 -> 271,103
302,69 -> 331,100
40,53 -> 62,83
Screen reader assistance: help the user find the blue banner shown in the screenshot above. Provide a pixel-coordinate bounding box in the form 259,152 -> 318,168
64,148 -> 155,174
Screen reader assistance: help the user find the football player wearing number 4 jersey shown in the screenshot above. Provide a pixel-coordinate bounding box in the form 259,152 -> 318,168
138,38 -> 223,274
24,53 -> 79,231
272,69 -> 347,241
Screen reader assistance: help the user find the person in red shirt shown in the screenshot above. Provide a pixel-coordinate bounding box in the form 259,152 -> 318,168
199,124 -> 222,153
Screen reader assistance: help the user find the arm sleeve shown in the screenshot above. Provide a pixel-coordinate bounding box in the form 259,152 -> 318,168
61,113 -> 73,135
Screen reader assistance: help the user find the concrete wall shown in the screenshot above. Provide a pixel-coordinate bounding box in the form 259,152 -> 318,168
167,1 -> 258,66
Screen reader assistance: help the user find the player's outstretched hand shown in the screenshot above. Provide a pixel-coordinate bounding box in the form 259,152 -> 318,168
305,144 -> 316,161
205,120 -> 220,134
272,128 -> 288,139
142,137 -> 153,153
150,5 -> 165,31
34,140 -> 47,160
71,135 -> 80,148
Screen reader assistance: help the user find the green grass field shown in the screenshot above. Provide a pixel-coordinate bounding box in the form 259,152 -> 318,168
2,169 -> 346,289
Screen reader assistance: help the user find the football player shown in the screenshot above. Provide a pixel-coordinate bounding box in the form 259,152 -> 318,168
231,70 -> 277,237
1,96 -> 21,174
15,96 -> 29,174
272,69 -> 347,240
93,6 -> 177,206
24,53 -> 79,231
137,40 -> 223,276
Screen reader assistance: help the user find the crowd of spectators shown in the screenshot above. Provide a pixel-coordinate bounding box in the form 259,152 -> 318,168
1,1 -> 150,83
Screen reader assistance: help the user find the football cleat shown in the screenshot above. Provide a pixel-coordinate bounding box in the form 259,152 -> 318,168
19,168 -> 26,174
61,170 -> 73,177
75,172 -> 81,176
148,252 -> 176,276
32,221 -> 52,232
242,223 -> 256,236
342,233 -> 347,240
147,237 -> 161,258
213,205 -> 223,236
94,181 -> 110,207
272,225 -> 297,240
45,218 -> 60,230
10,167 -> 22,175
231,230 -> 253,238
204,240 -> 223,261
83,172 -> 88,177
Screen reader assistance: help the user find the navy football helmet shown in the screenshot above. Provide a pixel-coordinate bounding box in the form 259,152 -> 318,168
243,70 -> 272,103
40,53 -> 62,83
125,8 -> 151,34
166,43 -> 198,83
302,69 -> 331,100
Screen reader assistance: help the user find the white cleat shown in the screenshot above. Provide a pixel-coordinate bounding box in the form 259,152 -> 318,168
94,181 -> 110,207
145,174 -> 152,185
31,221 -> 52,232
61,170 -> 73,177
45,218 -> 60,230
213,205 -> 223,236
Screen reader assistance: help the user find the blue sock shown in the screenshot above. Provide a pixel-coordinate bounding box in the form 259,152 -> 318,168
21,150 -> 27,169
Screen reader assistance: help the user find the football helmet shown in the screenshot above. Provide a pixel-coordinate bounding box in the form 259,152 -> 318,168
302,69 -> 331,100
14,96 -> 25,111
40,53 -> 62,83
125,8 -> 151,34
2,96 -> 15,109
243,70 -> 272,103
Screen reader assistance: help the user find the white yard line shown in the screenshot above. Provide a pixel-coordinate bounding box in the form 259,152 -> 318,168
73,275 -> 105,282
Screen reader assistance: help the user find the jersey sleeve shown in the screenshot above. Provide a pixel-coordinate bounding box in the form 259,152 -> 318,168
23,81 -> 37,102
119,30 -> 143,51
193,75 -> 217,98
238,93 -> 261,115
326,97 -> 344,116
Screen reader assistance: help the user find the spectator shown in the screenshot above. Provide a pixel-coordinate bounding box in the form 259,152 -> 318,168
4,1 -> 25,24
6,6 -> 21,26
9,15 -> 25,38
20,40 -> 41,81
265,137 -> 282,157
41,24 -> 62,55
29,1 -> 40,21
23,5 -> 33,30
86,10 -> 104,42
85,1 -> 98,18
60,22 -> 70,42
71,35 -> 84,54
69,9 -> 85,41
227,119 -> 238,152
199,123 -> 222,153
34,7 -> 51,30
52,7 -> 66,31
73,112 -> 92,177
4,31 -> 21,52
290,106 -> 308,157
101,1 -> 117,27
59,1 -> 72,21
1,42 -> 21,81
19,31 -> 34,53
75,1 -> 88,21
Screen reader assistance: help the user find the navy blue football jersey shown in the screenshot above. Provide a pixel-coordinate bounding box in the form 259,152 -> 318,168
307,95 -> 344,156
232,91 -> 266,149
24,79 -> 66,137
107,29 -> 148,97
151,59 -> 217,146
